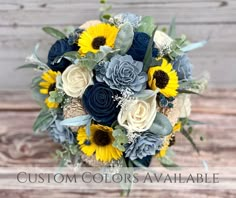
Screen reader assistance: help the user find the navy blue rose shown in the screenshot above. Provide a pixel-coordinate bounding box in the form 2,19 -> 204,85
127,32 -> 158,61
47,38 -> 79,72
82,83 -> 120,126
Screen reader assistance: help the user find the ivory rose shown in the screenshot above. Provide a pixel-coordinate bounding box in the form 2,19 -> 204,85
62,64 -> 93,98
154,30 -> 173,51
118,94 -> 157,132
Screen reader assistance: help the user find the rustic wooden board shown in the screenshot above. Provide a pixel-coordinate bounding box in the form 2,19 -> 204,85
0,89 -> 236,197
0,0 -> 236,89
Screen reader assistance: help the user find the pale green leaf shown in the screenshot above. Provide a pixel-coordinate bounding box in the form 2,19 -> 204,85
115,23 -> 134,55
42,26 -> 66,39
137,16 -> 156,36
149,112 -> 172,137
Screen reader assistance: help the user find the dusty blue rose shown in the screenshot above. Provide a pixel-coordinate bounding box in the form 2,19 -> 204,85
95,55 -> 147,93
48,119 -> 75,145
125,132 -> 164,160
172,54 -> 193,80
127,32 -> 158,61
47,38 -> 79,72
111,13 -> 142,29
82,82 -> 120,126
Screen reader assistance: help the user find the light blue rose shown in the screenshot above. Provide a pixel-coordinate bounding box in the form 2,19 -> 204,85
48,119 -> 75,145
95,55 -> 147,93
110,13 -> 142,29
125,132 -> 164,160
172,54 -> 193,80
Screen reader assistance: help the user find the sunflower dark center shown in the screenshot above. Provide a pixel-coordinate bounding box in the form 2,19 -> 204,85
48,83 -> 56,92
153,70 -> 169,89
92,36 -> 106,49
93,130 -> 111,146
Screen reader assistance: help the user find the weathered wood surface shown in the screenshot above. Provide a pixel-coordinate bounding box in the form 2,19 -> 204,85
0,88 -> 236,197
0,0 -> 236,89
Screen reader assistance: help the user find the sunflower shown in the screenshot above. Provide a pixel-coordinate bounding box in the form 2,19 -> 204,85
148,58 -> 179,97
157,122 -> 182,158
39,70 -> 60,109
78,23 -> 119,55
77,124 -> 122,163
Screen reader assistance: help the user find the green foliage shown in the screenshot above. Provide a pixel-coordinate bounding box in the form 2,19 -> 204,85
168,35 -> 190,60
137,16 -> 156,36
42,26 -> 66,39
17,63 -> 38,70
143,27 -> 157,72
112,125 -> 128,152
179,76 -> 209,94
181,128 -> 199,153
168,17 -> 176,38
181,40 -> 208,52
78,46 -> 119,70
54,144 -> 81,166
48,90 -> 64,104
158,154 -> 180,169
99,0 -> 112,21
63,51 -> 80,63
179,117 -> 206,154
33,110 -> 57,133
149,112 -> 173,137
115,23 -> 134,55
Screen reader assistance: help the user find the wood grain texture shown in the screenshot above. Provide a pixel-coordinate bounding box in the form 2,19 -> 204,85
0,88 -> 236,197
0,0 -> 236,89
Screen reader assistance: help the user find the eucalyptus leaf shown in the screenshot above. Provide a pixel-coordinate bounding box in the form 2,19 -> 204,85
112,127 -> 128,152
60,114 -> 92,127
168,17 -> 176,38
133,89 -> 159,100
149,112 -> 172,137
31,76 -> 42,88
137,16 -> 156,36
181,40 -> 208,52
31,87 -> 47,106
159,155 -> 180,169
56,74 -> 63,90
177,89 -> 201,95
33,110 -> 57,133
115,23 -> 134,55
63,51 -> 80,63
42,26 -> 66,39
143,26 -> 157,72
181,128 -> 200,153
17,63 -> 38,70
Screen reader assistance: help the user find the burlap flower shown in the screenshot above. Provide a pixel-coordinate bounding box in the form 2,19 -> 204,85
63,98 -> 86,132
80,153 -> 110,167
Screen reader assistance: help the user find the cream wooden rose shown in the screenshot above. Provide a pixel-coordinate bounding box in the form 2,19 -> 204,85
154,30 -> 173,51
118,95 -> 157,133
62,64 -> 93,98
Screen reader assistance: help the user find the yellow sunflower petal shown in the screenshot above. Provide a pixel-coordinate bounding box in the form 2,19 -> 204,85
78,23 -> 119,55
40,89 -> 49,95
77,124 -> 122,163
148,58 -> 179,97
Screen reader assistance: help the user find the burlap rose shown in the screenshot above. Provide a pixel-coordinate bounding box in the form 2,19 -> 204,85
62,64 -> 93,98
79,20 -> 101,30
118,94 -> 157,133
63,98 -> 86,132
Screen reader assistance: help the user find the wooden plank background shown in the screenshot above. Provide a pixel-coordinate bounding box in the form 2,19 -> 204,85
1,0 -> 236,197
0,0 -> 236,89
0,89 -> 236,197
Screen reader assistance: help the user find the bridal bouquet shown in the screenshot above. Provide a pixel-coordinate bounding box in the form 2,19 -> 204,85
21,6 -> 208,169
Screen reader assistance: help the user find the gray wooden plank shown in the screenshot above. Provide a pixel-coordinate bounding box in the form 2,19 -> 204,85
0,0 -> 236,26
